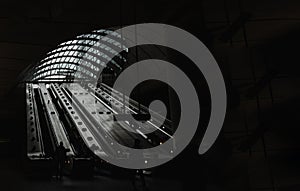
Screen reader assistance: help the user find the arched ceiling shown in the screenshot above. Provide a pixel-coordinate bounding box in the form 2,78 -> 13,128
23,29 -> 127,82
0,0 -> 300,118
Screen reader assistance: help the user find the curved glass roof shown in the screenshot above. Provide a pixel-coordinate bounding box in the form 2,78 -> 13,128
24,29 -> 128,82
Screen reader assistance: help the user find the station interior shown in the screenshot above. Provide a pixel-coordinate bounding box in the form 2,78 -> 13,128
0,0 -> 300,191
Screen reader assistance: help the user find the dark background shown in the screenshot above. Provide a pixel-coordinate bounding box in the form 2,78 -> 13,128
1,0 -> 300,190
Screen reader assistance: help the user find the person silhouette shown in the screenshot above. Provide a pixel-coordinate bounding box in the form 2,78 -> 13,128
55,141 -> 70,180
131,139 -> 148,191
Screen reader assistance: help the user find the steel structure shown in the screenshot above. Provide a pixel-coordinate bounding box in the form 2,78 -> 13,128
23,29 -> 127,83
